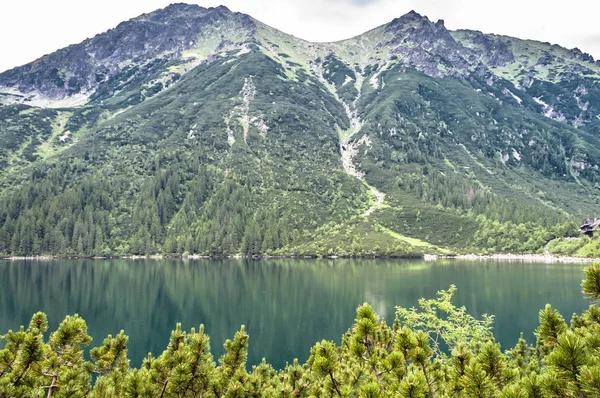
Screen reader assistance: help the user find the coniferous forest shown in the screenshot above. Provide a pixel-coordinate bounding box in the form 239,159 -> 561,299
0,149 -> 583,258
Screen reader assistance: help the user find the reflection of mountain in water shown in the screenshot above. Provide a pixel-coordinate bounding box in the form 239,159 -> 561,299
0,259 -> 588,369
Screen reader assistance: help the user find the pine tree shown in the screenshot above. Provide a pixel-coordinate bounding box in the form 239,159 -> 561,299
535,304 -> 567,356
582,263 -> 600,300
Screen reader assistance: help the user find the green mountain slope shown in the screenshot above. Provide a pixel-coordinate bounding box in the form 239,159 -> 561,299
0,4 -> 598,257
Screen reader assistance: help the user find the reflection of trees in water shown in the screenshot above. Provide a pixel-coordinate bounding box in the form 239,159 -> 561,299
0,259 -> 588,369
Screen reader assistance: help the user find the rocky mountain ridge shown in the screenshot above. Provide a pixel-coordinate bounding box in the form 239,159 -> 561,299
2,4 -> 599,129
0,4 -> 254,106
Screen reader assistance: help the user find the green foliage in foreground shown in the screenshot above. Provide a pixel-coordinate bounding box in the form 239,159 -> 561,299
2,266 -> 600,397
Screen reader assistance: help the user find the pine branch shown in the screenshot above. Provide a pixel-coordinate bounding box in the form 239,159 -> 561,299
329,371 -> 342,396
159,379 -> 169,398
13,362 -> 31,386
43,376 -> 58,398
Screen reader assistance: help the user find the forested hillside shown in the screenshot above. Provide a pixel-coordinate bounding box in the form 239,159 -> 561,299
0,4 -> 599,257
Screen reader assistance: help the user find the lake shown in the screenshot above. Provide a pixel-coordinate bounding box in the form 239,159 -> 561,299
0,259 -> 590,369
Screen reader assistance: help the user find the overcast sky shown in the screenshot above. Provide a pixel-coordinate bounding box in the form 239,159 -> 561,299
1,0 -> 599,73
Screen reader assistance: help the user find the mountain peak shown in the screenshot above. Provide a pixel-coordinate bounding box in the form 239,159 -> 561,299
404,10 -> 425,19
214,5 -> 231,12
163,2 -> 201,10
157,3 -> 231,14
0,2 -> 252,104
385,10 -> 434,33
394,10 -> 429,24
134,3 -> 235,23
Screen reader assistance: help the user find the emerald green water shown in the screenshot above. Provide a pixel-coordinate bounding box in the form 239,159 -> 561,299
0,259 -> 590,369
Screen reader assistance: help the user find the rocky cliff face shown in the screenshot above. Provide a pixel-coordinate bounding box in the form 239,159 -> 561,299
382,11 -> 475,77
0,4 -> 255,106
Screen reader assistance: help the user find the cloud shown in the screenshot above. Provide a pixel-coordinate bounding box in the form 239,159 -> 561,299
571,34 -> 600,60
346,0 -> 381,6
578,34 -> 600,46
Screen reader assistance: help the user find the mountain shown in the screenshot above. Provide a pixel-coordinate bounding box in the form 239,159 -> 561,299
0,3 -> 598,257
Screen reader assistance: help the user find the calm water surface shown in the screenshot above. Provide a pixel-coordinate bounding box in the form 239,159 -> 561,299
0,259 -> 590,369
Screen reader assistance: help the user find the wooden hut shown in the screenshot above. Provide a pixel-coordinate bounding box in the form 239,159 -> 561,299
580,218 -> 600,237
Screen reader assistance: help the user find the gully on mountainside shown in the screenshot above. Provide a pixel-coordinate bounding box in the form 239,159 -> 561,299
311,59 -> 385,217
224,76 -> 269,147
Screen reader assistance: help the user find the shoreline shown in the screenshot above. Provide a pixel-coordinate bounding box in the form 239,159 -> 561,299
444,253 -> 597,263
1,253 -> 596,263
